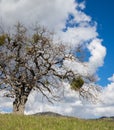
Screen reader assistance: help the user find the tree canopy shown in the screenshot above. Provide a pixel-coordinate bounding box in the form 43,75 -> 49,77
0,23 -> 100,114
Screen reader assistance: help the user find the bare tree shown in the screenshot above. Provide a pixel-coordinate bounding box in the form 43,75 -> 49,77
0,23 -> 100,114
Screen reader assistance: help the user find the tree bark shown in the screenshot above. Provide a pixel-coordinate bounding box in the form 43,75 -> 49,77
13,95 -> 27,115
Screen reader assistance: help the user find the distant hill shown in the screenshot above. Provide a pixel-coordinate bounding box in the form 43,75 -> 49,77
33,112 -> 114,120
33,111 -> 63,117
99,116 -> 114,120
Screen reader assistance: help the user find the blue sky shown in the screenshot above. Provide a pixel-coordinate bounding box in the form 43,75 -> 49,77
84,0 -> 114,86
0,0 -> 114,118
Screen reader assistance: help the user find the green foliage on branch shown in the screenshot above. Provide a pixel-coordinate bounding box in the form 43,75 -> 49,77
0,34 -> 7,46
70,76 -> 84,91
32,34 -> 40,43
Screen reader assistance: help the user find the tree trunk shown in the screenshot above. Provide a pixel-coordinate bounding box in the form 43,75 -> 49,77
13,95 -> 27,115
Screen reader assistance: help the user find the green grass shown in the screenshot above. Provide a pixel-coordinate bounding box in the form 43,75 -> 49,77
0,114 -> 114,130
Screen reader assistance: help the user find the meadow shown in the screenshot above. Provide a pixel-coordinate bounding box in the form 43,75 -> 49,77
0,114 -> 114,130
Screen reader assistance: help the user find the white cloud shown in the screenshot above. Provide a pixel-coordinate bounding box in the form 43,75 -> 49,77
87,38 -> 106,74
108,74 -> 114,82
0,0 -> 76,30
0,90 -> 13,113
58,25 -> 98,47
63,59 -> 88,76
93,75 -> 114,117
101,76 -> 114,106
78,1 -> 85,10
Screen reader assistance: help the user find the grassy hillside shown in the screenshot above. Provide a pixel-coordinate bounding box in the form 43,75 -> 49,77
0,114 -> 114,130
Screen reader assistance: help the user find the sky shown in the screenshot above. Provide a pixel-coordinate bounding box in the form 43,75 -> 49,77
0,0 -> 114,119
83,0 -> 114,87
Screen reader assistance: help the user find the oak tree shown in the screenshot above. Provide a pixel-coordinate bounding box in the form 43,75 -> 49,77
0,23 -> 100,114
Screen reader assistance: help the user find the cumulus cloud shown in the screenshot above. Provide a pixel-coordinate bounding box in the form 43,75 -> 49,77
25,84 -> 84,117
102,75 -> 114,106
108,74 -> 114,82
87,39 -> 106,74
0,91 -> 13,113
0,0 -> 76,30
93,74 -> 114,117
58,25 -> 98,47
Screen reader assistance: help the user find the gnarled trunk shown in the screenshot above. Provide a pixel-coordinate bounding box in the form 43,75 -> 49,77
13,95 -> 27,115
